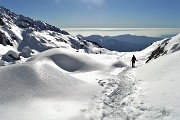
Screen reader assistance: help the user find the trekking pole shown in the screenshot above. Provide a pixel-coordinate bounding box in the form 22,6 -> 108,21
136,61 -> 137,67
136,60 -> 138,67
130,61 -> 131,67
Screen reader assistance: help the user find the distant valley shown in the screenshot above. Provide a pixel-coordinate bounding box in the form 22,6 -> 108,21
78,34 -> 162,52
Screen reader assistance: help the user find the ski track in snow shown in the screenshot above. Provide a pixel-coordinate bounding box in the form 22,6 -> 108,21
99,67 -> 135,120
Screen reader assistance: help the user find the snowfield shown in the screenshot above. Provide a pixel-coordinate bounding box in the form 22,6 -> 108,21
0,49 -> 101,120
0,48 -> 126,120
0,34 -> 180,120
1,7 -> 180,120
134,50 -> 180,120
100,34 -> 180,120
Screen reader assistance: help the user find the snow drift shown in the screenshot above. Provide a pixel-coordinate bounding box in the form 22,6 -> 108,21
28,48 -> 106,72
0,46 -> 127,119
0,49 -> 103,102
0,48 -> 103,120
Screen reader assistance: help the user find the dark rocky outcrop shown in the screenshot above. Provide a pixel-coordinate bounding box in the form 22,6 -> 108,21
0,32 -> 3,44
0,18 -> 4,26
146,39 -> 170,63
0,32 -> 13,46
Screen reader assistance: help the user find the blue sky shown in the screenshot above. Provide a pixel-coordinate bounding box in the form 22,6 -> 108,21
0,0 -> 179,28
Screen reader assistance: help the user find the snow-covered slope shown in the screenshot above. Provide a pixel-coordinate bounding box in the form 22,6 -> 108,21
0,60 -> 100,120
0,48 -> 100,120
102,33 -> 180,120
145,33 -> 180,63
133,50 -> 180,120
104,49 -> 180,120
0,7 -> 102,62
0,47 -> 127,120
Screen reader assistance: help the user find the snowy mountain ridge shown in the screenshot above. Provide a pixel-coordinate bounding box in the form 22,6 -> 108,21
0,7 -> 69,35
0,6 -> 103,62
145,33 -> 180,63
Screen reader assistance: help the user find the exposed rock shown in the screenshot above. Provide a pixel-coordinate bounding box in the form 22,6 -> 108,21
2,50 -> 20,61
0,18 -> 4,26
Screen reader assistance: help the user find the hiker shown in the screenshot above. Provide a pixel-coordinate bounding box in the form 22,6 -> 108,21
131,55 -> 137,68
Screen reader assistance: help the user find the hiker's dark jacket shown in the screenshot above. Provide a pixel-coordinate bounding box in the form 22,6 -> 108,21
131,56 -> 137,63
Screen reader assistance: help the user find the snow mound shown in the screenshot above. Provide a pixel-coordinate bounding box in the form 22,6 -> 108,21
28,48 -> 106,72
0,54 -> 101,119
0,60 -> 100,102
112,60 -> 127,68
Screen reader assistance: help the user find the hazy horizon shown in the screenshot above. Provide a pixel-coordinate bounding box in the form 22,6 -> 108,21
63,28 -> 180,38
0,0 -> 179,38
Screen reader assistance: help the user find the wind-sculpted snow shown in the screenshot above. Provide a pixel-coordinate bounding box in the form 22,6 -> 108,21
0,49 -> 103,119
28,48 -> 106,72
0,47 -> 127,119
0,60 -> 99,102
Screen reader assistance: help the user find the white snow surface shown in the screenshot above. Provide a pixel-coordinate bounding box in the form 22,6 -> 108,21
28,48 -> 106,73
134,50 -> 180,120
97,34 -> 180,120
113,34 -> 180,120
0,47 -> 126,120
0,33 -> 180,120
164,33 -> 180,54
